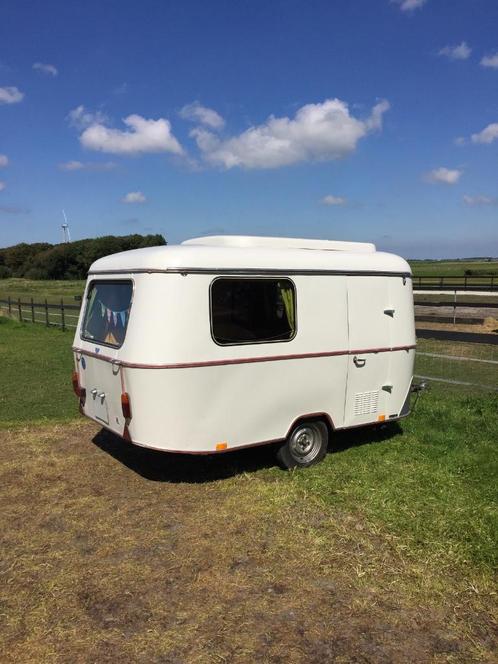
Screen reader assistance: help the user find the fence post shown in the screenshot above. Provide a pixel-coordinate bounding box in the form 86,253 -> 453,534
60,298 -> 65,331
45,299 -> 49,327
8,295 -> 11,315
18,298 -> 22,322
492,276 -> 495,291
453,290 -> 457,325
31,297 -> 35,323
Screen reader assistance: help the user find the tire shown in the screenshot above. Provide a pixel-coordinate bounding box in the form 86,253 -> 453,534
276,420 -> 329,469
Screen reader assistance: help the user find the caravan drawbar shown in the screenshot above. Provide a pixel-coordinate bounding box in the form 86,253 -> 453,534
72,236 -> 416,468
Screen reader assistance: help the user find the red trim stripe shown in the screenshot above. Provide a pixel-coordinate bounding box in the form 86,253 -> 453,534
72,344 -> 416,370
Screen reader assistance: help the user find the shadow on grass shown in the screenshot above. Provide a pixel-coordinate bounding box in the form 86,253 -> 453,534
92,422 -> 403,484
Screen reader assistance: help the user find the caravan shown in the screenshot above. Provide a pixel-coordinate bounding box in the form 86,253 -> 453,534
72,236 -> 416,468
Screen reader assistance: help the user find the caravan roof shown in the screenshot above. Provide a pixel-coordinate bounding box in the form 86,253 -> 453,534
89,235 -> 411,276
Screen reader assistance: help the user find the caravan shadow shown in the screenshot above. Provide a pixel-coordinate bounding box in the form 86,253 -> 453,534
91,428 -> 279,483
92,422 -> 402,483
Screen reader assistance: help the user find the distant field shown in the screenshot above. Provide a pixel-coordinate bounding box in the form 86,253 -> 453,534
0,277 -> 85,304
409,259 -> 498,277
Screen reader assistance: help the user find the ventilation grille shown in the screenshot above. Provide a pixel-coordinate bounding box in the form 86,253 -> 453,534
354,390 -> 379,416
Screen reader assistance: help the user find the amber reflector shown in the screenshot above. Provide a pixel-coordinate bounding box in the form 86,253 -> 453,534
378,414 -> 386,422
216,442 -> 228,451
121,392 -> 132,419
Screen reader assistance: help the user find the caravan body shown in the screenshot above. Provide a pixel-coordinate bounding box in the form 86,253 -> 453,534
72,236 -> 416,465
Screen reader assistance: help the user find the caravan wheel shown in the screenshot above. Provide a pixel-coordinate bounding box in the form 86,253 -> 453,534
276,420 -> 328,469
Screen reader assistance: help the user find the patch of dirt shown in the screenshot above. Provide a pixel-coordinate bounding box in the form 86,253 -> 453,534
0,421 -> 496,663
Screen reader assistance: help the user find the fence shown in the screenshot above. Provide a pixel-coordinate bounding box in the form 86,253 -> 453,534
413,275 -> 497,291
0,297 -> 80,330
414,294 -> 498,328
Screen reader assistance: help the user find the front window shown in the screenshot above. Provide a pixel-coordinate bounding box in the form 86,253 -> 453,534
211,278 -> 296,345
81,280 -> 133,348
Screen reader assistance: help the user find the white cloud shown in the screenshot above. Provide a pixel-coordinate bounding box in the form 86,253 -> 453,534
67,105 -> 109,130
33,62 -> 58,77
0,154 -> 8,167
321,195 -> 347,206
180,101 -> 225,129
454,136 -> 466,146
480,52 -> 498,69
0,86 -> 24,104
191,98 -> 390,170
425,167 -> 462,184
463,194 -> 497,206
438,41 -> 471,61
392,0 -> 427,12
0,181 -> 5,191
80,114 -> 183,155
471,123 -> 498,144
121,191 -> 146,204
58,160 -> 117,171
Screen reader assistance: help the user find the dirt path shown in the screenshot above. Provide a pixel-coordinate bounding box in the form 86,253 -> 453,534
0,422 -> 495,663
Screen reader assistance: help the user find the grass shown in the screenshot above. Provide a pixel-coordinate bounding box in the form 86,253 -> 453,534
0,318 -> 77,426
0,316 -> 497,662
0,277 -> 85,304
409,259 -> 498,277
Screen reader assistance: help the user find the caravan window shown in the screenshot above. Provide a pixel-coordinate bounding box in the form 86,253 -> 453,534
210,278 -> 296,345
81,280 -> 133,348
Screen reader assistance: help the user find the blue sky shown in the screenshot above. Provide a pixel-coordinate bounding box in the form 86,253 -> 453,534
0,0 -> 497,258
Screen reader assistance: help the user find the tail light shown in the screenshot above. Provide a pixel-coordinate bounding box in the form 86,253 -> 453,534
121,392 -> 132,419
71,370 -> 86,405
71,370 -> 80,396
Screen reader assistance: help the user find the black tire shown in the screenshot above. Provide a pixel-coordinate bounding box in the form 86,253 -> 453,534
276,420 -> 329,469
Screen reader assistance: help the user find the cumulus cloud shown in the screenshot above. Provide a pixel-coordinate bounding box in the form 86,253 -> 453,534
321,195 -> 347,206
121,191 -> 146,204
80,114 -> 183,155
0,181 -> 5,191
191,98 -> 390,170
33,62 -> 58,76
438,42 -> 471,60
463,195 -> 497,206
180,101 -> 225,129
425,167 -> 462,184
67,105 -> 108,130
58,160 -> 117,171
480,52 -> 498,69
0,86 -> 24,104
0,154 -> 8,167
392,0 -> 427,12
471,123 -> 498,144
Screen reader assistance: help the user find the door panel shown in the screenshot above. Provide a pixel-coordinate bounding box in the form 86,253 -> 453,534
345,277 -> 391,427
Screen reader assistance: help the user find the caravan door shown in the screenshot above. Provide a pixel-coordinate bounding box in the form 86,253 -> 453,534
344,276 -> 391,427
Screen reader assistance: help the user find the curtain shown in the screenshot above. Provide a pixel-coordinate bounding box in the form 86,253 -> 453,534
279,283 -> 295,330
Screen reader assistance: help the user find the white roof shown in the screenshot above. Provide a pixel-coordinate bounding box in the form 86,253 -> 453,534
89,235 -> 411,275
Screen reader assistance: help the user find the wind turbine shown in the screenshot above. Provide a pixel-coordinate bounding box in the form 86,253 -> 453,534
61,209 -> 71,243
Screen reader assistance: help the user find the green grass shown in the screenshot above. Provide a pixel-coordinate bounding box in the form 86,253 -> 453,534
0,277 -> 85,304
0,317 -> 77,426
409,259 -> 498,277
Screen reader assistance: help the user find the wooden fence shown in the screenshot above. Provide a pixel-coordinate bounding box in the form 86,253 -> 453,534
413,275 -> 497,291
0,297 -> 81,330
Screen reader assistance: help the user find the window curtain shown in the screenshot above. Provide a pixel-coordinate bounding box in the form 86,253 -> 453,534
279,283 -> 295,330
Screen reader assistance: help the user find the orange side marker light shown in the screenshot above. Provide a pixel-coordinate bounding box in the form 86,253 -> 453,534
216,442 -> 228,451
378,414 -> 386,422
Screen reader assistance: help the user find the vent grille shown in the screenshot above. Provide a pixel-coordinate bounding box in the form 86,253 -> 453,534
354,390 -> 379,416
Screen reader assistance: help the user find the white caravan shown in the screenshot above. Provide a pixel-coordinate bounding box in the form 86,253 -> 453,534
72,236 -> 416,468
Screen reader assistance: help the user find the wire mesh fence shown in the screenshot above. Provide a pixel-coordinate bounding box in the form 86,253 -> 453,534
415,339 -> 498,392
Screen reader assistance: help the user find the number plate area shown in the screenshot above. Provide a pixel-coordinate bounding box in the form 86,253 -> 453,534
90,389 -> 109,424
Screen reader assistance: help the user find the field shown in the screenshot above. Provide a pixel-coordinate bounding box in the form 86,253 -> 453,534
408,259 -> 498,277
0,317 -> 497,662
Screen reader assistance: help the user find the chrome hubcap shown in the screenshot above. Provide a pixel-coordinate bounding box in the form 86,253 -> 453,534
289,424 -> 321,463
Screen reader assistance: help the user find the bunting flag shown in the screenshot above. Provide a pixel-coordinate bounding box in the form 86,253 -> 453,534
100,303 -> 106,317
107,308 -> 111,322
113,312 -> 118,326
120,311 -> 126,327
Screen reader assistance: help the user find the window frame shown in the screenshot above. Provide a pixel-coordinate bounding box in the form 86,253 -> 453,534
209,276 -> 298,347
80,278 -> 135,349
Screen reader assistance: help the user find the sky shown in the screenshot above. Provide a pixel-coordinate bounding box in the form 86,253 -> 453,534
0,0 -> 497,258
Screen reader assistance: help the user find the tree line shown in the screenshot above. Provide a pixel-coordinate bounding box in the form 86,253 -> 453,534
0,234 -> 166,280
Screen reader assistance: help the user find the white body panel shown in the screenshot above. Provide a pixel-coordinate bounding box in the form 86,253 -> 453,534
73,237 -> 415,453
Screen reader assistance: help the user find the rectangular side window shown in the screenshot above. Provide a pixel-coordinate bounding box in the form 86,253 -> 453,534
211,278 -> 296,345
81,280 -> 133,348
